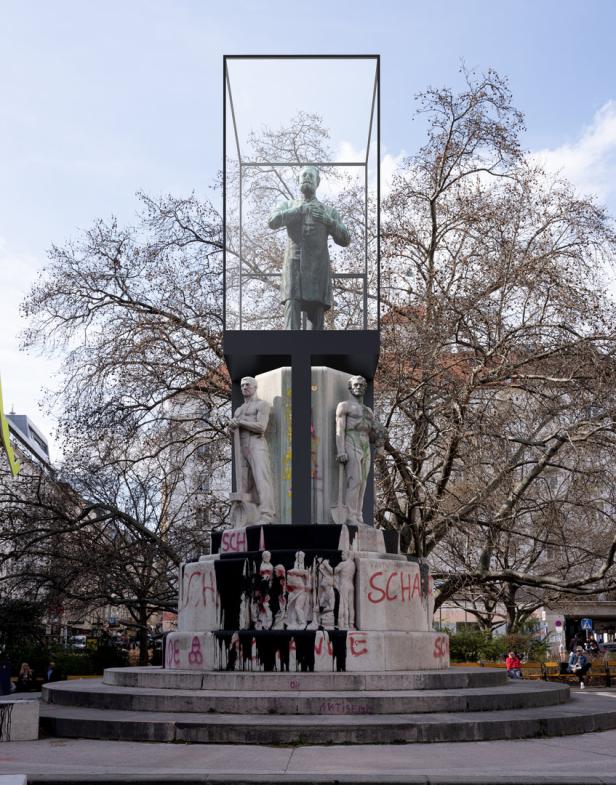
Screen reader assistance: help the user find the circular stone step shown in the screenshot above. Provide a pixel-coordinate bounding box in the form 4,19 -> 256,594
39,693 -> 616,745
103,666 -> 507,691
44,679 -> 568,715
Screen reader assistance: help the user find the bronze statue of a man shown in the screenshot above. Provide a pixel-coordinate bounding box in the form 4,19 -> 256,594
268,166 -> 350,330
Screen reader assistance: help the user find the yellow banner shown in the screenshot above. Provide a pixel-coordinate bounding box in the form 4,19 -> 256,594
0,377 -> 21,476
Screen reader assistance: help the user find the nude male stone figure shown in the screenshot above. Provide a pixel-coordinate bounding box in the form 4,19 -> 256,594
335,375 -> 385,526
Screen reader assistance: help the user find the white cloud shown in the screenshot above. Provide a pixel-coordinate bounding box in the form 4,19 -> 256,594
381,150 -> 407,198
337,141 -> 366,163
532,101 -> 616,209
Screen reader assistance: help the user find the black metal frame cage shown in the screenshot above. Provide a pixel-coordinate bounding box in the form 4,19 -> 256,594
223,54 -> 380,332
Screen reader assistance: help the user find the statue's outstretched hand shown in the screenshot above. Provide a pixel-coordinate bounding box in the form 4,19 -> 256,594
336,453 -> 349,464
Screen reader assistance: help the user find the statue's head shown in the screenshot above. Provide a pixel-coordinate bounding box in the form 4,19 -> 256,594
240,376 -> 257,397
262,550 -> 271,563
299,166 -> 320,197
348,375 -> 367,397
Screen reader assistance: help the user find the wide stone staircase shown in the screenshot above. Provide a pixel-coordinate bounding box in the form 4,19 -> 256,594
40,665 -> 616,744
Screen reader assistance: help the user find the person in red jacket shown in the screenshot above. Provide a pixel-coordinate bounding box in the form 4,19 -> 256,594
506,651 -> 523,679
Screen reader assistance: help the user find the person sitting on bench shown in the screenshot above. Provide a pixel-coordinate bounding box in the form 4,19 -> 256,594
568,646 -> 591,689
506,651 -> 523,679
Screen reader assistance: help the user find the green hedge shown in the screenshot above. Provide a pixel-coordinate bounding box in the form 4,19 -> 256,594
448,629 -> 548,663
7,641 -> 128,678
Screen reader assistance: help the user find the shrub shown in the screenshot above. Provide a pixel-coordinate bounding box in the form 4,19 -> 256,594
448,629 -> 548,663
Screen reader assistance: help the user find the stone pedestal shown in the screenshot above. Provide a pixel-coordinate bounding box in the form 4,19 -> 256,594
0,700 -> 39,741
255,366 -> 366,525
174,360 -> 448,674
168,523 -> 448,673
310,366 -> 353,525
252,367 -> 292,525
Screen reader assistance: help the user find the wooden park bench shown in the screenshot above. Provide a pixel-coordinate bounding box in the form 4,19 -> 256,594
541,657 -> 615,687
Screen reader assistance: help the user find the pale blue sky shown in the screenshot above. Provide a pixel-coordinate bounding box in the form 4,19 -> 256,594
2,0 -> 616,458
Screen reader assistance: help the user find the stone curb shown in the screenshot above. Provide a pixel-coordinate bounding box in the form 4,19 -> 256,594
24,776 -> 616,785
38,692 -> 616,744
43,678 -> 568,715
102,666 -> 507,691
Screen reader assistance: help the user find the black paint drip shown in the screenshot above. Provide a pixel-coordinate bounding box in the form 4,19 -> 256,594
329,630 -> 348,672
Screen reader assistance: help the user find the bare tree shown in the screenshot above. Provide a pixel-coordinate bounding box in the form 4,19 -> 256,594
376,68 -> 616,614
11,68 -> 616,634
22,192 -> 228,454
0,426 -> 219,663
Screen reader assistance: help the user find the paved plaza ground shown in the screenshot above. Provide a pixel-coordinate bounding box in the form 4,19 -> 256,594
3,689 -> 616,784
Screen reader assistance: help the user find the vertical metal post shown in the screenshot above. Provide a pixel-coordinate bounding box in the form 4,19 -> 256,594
239,162 -> 243,330
364,162 -> 368,330
222,58 -> 227,331
376,56 -> 381,331
291,353 -> 312,524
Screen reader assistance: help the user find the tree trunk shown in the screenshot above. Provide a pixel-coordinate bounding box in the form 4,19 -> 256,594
504,586 -> 519,633
138,604 -> 150,666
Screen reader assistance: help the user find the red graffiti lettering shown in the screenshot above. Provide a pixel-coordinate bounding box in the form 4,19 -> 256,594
433,635 -> 449,658
349,633 -> 368,657
385,572 -> 398,601
221,530 -> 247,553
166,638 -> 180,667
202,570 -> 216,606
289,679 -> 300,689
314,636 -> 334,657
400,572 -> 412,602
188,636 -> 203,666
367,571 -> 386,603
368,569 -> 423,604
184,571 -> 202,607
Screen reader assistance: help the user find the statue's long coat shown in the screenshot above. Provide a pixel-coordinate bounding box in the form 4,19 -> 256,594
268,197 -> 350,309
